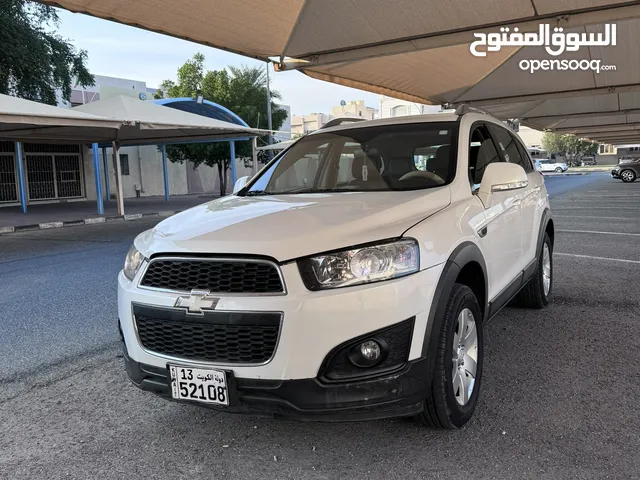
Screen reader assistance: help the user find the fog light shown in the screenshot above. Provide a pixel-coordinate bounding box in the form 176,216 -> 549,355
359,340 -> 381,361
348,339 -> 386,368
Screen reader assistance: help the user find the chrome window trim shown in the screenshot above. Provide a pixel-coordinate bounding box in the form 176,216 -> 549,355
137,256 -> 287,296
131,302 -> 284,367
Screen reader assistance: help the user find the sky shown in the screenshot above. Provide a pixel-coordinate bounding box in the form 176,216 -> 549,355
55,10 -> 380,116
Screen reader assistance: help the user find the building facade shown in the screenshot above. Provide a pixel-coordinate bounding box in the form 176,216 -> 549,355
290,113 -> 332,136
331,100 -> 376,120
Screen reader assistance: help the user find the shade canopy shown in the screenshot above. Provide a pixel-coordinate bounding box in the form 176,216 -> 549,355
43,0 -> 640,144
0,93 -> 122,142
73,95 -> 267,145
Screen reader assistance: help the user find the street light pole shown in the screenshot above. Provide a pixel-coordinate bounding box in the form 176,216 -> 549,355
266,62 -> 273,160
266,62 -> 273,145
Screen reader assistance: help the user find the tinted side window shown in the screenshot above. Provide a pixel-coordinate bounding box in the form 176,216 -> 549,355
511,134 -> 534,172
488,124 -> 530,171
469,123 -> 502,188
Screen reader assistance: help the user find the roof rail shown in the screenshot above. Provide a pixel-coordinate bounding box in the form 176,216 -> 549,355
454,104 -> 496,118
320,116 -> 366,129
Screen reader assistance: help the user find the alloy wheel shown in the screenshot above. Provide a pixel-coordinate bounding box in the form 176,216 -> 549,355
451,308 -> 478,406
621,170 -> 635,182
542,243 -> 552,296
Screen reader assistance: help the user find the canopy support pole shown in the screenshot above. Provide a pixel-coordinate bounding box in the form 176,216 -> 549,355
229,140 -> 237,189
112,141 -> 125,215
15,142 -> 27,214
92,143 -> 104,216
101,146 -> 110,202
161,145 -> 169,202
252,137 -> 258,175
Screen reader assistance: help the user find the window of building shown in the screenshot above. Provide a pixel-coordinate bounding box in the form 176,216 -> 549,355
120,154 -> 130,176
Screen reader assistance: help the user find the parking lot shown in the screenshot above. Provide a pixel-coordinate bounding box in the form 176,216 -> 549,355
1,173 -> 638,479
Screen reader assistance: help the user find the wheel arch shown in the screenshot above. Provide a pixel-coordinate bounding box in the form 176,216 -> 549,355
421,242 -> 488,371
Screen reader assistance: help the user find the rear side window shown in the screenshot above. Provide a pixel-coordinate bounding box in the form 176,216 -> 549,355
487,124 -> 533,172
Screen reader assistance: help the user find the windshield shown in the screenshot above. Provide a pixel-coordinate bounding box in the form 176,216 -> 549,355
242,122 -> 457,195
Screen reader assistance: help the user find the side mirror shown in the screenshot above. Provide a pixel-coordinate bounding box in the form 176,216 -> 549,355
232,176 -> 250,194
478,163 -> 528,204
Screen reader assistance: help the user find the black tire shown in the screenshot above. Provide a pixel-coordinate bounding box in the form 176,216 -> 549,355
417,284 -> 483,429
516,233 -> 552,309
621,170 -> 636,183
554,167 -> 562,173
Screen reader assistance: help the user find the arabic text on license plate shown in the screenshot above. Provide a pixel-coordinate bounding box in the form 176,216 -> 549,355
169,365 -> 228,405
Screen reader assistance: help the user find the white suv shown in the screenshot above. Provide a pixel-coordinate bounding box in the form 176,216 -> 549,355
534,158 -> 568,173
118,109 -> 554,429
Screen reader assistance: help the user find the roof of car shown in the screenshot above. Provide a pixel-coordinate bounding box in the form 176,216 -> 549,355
310,113 -> 460,135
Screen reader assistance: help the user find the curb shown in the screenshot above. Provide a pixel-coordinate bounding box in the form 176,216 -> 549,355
0,210 -> 181,236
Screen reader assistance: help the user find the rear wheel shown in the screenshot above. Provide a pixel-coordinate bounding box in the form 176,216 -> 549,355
418,284 -> 483,429
516,233 -> 552,309
621,170 -> 636,183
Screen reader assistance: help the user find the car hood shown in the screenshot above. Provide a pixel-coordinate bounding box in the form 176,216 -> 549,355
135,188 -> 451,262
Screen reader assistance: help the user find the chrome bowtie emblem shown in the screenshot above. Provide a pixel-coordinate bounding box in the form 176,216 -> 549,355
174,290 -> 220,314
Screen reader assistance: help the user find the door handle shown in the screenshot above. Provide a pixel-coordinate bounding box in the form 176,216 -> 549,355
478,226 -> 488,238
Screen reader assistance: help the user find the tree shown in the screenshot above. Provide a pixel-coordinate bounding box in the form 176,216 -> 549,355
156,54 -> 287,195
542,132 -> 598,165
0,0 -> 94,104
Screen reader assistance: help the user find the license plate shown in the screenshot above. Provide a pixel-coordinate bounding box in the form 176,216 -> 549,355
169,365 -> 229,406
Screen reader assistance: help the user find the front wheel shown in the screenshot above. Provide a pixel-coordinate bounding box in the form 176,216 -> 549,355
621,170 -> 637,183
555,167 -> 562,173
417,284 -> 483,429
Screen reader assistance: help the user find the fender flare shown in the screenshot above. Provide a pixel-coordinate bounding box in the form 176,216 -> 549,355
420,242 -> 488,375
536,208 -> 553,258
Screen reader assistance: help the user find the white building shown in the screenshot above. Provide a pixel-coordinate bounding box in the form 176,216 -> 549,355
378,96 -> 441,118
331,100 -> 377,120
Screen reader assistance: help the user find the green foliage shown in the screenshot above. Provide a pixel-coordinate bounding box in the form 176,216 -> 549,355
542,132 -> 598,161
156,54 -> 287,194
0,0 -> 94,104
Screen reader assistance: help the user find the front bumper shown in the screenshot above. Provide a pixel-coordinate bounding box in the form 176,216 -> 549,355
122,345 -> 429,421
611,169 -> 620,178
118,263 -> 442,380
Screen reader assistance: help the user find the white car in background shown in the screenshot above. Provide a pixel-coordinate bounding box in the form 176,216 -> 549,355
534,159 -> 568,173
118,108 -> 554,429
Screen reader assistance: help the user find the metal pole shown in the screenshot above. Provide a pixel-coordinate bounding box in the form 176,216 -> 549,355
161,145 -> 169,202
112,141 -> 125,215
229,140 -> 237,189
266,62 -> 273,160
101,146 -> 110,202
266,63 -> 273,143
252,137 -> 258,175
15,142 -> 27,214
92,143 -> 104,216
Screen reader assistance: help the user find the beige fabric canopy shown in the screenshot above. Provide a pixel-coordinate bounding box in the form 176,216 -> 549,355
73,95 -> 267,145
43,0 -> 640,143
0,93 -> 122,142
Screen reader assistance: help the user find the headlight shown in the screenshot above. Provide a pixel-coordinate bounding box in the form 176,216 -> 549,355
298,239 -> 419,290
123,245 -> 146,281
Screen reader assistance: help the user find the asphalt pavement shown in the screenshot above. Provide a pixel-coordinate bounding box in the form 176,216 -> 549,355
1,173 -> 639,479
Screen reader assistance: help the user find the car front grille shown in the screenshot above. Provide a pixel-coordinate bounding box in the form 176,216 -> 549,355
140,258 -> 285,294
134,305 -> 281,364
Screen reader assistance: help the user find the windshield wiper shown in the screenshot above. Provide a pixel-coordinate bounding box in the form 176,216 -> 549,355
241,190 -> 274,196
